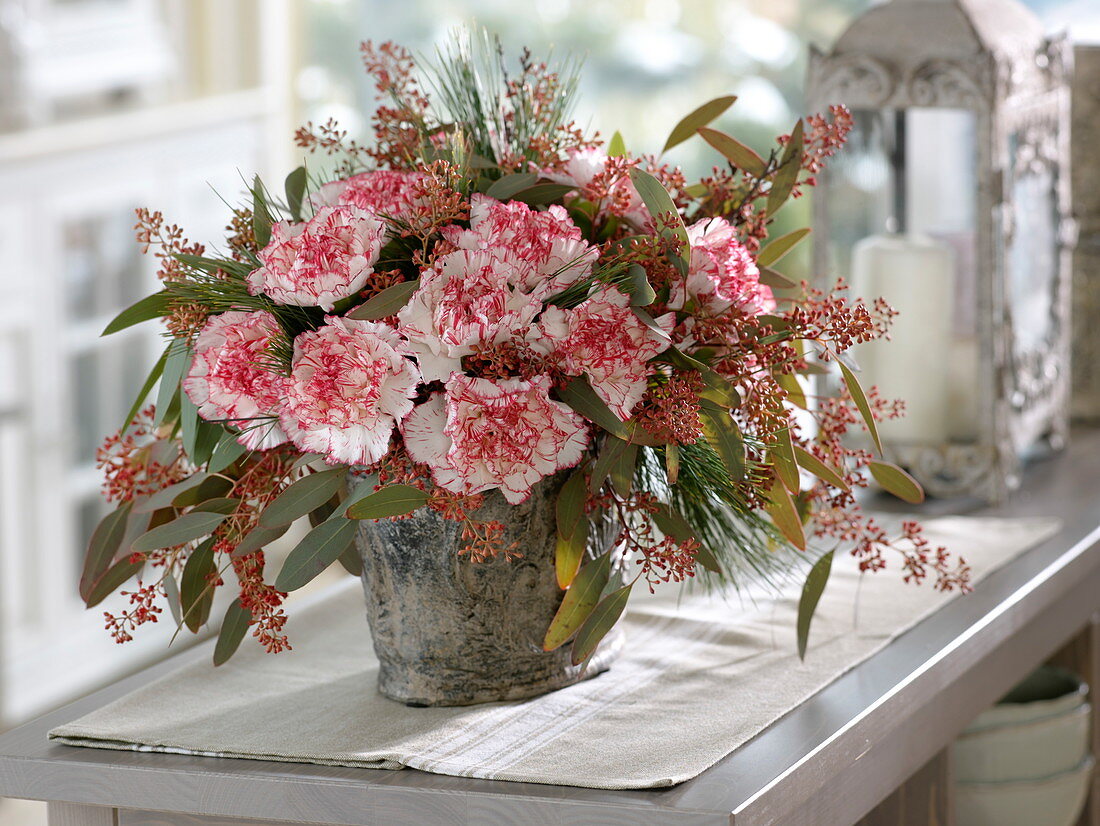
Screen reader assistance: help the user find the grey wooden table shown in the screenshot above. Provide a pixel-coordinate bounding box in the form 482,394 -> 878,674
4,431 -> 1100,826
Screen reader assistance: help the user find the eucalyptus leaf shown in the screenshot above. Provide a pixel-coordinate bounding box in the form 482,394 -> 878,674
191,497 -> 241,515
346,280 -> 420,321
233,522 -> 291,557
696,127 -> 767,177
344,484 -> 429,520
101,291 -> 169,337
793,446 -> 850,491
284,166 -> 308,221
558,376 -> 629,439
173,475 -> 233,508
154,341 -> 191,427
771,427 -> 800,494
131,512 -> 229,552
629,169 -> 690,276
765,476 -> 806,550
699,398 -> 745,481
776,371 -> 807,409
207,432 -> 249,473
555,470 -> 589,588
133,474 -> 211,514
192,420 -> 222,467
259,467 -> 348,528
766,119 -> 804,216
758,267 -> 797,290
119,345 -> 169,434
624,264 -> 656,306
179,393 -> 200,460
544,552 -> 612,651
484,172 -> 537,200
511,183 -> 576,205
84,557 -> 143,609
756,228 -> 811,268
252,175 -> 272,249
797,550 -> 834,660
662,95 -> 737,154
652,503 -> 695,544
607,131 -> 627,158
79,503 -> 133,605
213,598 -> 252,666
337,544 -> 363,576
275,517 -> 359,591
590,437 -> 634,496
571,583 -> 632,666
665,443 -> 681,485
180,538 -> 216,632
163,572 -> 183,627
838,360 -> 883,454
868,460 -> 925,504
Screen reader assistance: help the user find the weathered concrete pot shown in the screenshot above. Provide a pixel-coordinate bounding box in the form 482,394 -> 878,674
354,472 -> 624,706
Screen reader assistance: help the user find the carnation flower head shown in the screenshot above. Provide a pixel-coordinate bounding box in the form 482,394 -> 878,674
440,194 -> 597,297
670,217 -> 775,316
538,288 -> 674,420
247,205 -> 387,311
397,248 -> 544,382
312,170 -> 426,220
280,316 -> 420,465
182,310 -> 288,450
401,374 -> 589,504
542,147 -> 650,229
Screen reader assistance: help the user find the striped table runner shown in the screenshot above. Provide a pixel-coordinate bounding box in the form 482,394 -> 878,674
50,516 -> 1059,789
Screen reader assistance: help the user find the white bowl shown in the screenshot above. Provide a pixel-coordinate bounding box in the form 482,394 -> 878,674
965,667 -> 1088,732
956,755 -> 1094,826
955,701 -> 1090,782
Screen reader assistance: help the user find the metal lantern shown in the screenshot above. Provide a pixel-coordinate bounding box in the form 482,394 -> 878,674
807,0 -> 1074,502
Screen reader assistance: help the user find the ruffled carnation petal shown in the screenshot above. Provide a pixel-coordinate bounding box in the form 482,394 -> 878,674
671,217 -> 775,316
247,205 -> 387,311
311,170 -> 426,220
400,374 -> 589,504
397,248 -> 543,382
280,316 -> 421,465
439,194 -> 598,297
182,310 -> 288,450
540,288 -> 674,420
542,148 -> 651,230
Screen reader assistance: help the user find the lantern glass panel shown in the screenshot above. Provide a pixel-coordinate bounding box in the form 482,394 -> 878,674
821,106 -> 982,444
1006,135 -> 1059,353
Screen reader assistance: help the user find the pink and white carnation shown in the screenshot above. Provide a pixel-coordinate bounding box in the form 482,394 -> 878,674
311,170 -> 426,220
543,147 -> 651,230
538,288 -> 674,420
401,374 -> 589,504
280,317 -> 420,465
397,248 -> 544,382
246,205 -> 387,312
182,310 -> 288,450
670,217 -> 775,316
440,194 -> 597,297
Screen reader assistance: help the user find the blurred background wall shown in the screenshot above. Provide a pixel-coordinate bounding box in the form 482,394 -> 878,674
0,0 -> 1095,737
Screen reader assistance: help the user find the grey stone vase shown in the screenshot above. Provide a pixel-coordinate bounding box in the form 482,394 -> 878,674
353,471 -> 625,706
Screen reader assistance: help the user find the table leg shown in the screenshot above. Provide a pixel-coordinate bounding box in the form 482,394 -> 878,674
47,802 -> 118,826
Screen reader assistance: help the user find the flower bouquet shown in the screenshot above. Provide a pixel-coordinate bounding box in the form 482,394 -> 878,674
85,32 -> 970,706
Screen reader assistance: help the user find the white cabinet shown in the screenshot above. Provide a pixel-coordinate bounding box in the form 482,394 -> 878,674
0,92 -> 276,724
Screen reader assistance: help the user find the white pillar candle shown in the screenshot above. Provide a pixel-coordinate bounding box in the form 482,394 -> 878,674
850,232 -> 955,444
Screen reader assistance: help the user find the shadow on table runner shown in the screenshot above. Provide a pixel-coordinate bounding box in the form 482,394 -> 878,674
50,516 -> 1060,789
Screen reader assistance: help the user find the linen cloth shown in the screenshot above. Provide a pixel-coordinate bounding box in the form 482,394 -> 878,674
50,516 -> 1059,789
